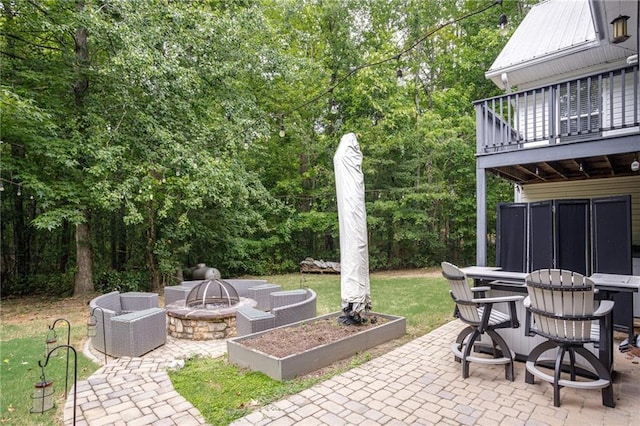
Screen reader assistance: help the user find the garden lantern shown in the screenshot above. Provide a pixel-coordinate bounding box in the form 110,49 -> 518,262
86,316 -> 97,337
31,364 -> 55,415
45,335 -> 57,355
33,344 -> 78,424
88,307 -> 108,364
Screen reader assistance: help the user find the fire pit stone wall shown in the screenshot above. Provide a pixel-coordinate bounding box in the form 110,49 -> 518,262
165,297 -> 258,340
168,315 -> 235,340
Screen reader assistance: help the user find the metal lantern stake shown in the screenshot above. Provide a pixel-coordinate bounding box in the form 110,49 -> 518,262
33,344 -> 77,425
88,306 -> 108,364
46,318 -> 71,397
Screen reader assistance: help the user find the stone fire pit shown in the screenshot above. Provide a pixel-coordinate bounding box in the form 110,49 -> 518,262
166,298 -> 257,340
166,278 -> 257,340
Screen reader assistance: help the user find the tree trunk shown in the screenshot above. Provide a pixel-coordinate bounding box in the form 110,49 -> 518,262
74,221 -> 94,294
73,0 -> 93,295
146,205 -> 161,291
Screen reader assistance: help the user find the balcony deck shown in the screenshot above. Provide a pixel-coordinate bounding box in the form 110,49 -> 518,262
474,64 -> 639,184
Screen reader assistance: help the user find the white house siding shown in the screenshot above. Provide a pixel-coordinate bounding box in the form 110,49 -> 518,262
515,175 -> 640,246
601,69 -> 640,129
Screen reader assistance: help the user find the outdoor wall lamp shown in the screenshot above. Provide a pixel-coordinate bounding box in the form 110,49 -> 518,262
631,156 -> 639,172
611,15 -> 630,44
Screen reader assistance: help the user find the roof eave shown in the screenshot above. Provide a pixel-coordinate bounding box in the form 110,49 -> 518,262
485,39 -> 601,81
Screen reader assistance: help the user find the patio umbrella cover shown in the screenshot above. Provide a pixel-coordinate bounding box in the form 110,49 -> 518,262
334,133 -> 371,317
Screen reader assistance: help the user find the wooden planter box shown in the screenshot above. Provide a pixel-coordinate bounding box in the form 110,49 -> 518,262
227,311 -> 406,381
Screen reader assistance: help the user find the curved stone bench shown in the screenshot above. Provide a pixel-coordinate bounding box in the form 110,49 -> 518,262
89,291 -> 166,358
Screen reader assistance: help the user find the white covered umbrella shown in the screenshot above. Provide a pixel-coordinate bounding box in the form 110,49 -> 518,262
334,133 -> 371,322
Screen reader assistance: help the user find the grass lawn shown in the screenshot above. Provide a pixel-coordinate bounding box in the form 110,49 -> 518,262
0,295 -> 102,426
0,269 -> 453,425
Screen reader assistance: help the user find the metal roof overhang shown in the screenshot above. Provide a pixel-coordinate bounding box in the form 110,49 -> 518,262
486,0 -> 637,90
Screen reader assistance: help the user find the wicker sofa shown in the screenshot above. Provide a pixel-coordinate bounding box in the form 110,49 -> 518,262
236,288 -> 317,336
89,291 -> 166,358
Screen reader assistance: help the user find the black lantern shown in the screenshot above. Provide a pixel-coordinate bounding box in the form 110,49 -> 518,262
611,15 -> 630,44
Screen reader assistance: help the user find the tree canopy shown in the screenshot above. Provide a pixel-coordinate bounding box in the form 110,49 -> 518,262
0,0 -> 533,296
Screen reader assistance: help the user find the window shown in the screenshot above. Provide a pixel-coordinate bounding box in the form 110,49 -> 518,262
558,79 -> 600,135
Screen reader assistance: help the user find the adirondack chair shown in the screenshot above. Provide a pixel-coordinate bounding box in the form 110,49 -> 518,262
441,262 -> 523,381
524,269 -> 615,408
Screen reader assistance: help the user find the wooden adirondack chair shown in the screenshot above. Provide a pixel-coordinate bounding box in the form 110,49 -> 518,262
441,262 -> 523,381
524,269 -> 615,407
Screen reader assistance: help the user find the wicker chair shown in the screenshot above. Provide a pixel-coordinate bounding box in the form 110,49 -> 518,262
89,291 -> 166,358
524,269 -> 615,407
441,262 -> 523,381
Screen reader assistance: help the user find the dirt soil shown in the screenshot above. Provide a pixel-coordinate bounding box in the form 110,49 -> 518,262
240,314 -> 386,358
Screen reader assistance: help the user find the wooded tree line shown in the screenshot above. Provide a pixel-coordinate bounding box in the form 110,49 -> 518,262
1,0 -> 533,296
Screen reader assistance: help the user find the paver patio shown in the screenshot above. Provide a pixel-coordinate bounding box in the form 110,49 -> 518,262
68,319 -> 639,425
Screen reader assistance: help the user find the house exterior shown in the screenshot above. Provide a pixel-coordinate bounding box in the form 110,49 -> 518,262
473,0 -> 639,311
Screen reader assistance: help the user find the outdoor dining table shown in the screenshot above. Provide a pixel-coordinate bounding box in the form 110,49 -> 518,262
460,266 -> 640,374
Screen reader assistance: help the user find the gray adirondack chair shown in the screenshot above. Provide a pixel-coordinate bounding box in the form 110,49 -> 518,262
441,262 -> 523,381
524,269 -> 615,408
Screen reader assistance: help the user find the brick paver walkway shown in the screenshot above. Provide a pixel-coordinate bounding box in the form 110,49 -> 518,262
67,320 -> 639,425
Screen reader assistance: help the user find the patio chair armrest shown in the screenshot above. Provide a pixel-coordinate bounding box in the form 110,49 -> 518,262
471,295 -> 523,304
471,286 -> 491,293
594,300 -> 614,316
523,296 -> 531,308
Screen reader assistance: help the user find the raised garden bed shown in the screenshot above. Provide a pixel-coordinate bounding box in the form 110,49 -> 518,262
227,311 -> 406,381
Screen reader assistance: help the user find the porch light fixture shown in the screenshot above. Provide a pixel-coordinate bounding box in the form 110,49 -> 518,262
610,15 -> 630,44
631,156 -> 639,172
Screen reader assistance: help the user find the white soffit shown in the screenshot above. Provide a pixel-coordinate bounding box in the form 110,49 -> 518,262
486,0 -> 632,89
